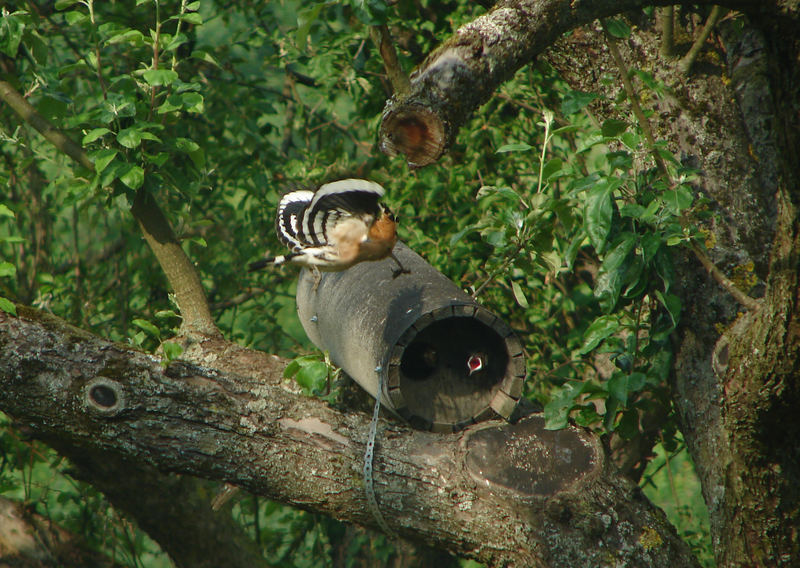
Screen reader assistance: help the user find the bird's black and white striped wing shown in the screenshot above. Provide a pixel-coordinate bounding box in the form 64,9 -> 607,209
301,179 -> 385,246
275,189 -> 314,250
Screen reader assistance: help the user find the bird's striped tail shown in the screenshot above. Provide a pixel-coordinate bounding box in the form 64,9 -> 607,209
248,253 -> 296,272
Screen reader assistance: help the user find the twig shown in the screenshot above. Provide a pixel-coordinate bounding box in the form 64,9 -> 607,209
678,6 -> 724,75
369,25 -> 410,96
601,21 -> 668,178
690,242 -> 761,311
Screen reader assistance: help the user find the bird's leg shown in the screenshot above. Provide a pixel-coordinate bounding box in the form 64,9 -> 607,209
311,266 -> 322,292
390,252 -> 410,278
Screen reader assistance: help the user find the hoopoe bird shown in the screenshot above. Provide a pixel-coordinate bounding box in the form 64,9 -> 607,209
249,179 -> 409,281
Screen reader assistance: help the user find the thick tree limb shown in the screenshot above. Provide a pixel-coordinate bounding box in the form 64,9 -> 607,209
377,0 -> 773,167
0,307 -> 699,567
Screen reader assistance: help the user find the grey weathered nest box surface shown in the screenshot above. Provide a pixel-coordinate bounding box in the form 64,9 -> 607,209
296,243 -> 526,432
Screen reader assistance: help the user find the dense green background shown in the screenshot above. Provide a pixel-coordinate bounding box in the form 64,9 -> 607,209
1,1 -> 711,565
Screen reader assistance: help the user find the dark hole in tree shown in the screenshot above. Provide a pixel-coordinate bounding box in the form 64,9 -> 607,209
89,384 -> 118,408
399,317 -> 510,424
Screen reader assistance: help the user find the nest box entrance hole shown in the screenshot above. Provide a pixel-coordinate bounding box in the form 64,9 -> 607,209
394,317 -> 510,427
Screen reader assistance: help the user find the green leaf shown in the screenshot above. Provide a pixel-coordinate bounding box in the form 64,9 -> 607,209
63,10 -> 88,26
662,186 -> 694,215
117,128 -> 142,148
594,233 -> 636,312
511,280 -> 529,308
0,10 -> 26,57
0,297 -> 16,316
584,183 -> 613,253
616,409 -> 639,440
132,318 -> 161,339
294,361 -> 328,393
496,142 -> 533,153
142,69 -> 178,87
601,118 -> 629,138
90,149 -> 118,174
655,290 -> 682,330
448,224 -> 477,247
561,90 -> 598,115
604,18 -> 631,39
105,29 -> 145,46
180,92 -> 204,113
155,309 -> 180,319
296,3 -> 325,47
580,315 -> 620,354
157,95 -> 183,114
283,359 -> 302,379
0,262 -> 16,278
119,165 -> 144,189
82,127 -> 112,144
604,396 -> 620,431
175,138 -> 199,152
0,204 -> 15,218
542,157 -> 564,181
162,341 -> 183,361
178,12 -> 203,24
607,372 -> 629,405
544,381 -> 587,430
627,372 -> 647,392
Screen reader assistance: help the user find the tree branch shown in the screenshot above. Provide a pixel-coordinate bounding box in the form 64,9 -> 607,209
678,6 -> 725,74
601,20 -> 669,177
689,242 -> 761,311
377,0 -> 764,167
659,6 -> 675,57
370,24 -> 411,96
0,80 -> 93,170
0,79 -> 217,337
0,307 -> 700,568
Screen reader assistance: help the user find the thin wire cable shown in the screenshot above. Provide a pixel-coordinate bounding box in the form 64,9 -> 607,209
363,365 -> 397,538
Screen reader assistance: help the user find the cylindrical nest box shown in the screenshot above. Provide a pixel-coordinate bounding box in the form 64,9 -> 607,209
296,243 -> 526,432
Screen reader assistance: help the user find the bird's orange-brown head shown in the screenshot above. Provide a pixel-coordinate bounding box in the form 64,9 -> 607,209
367,204 -> 398,247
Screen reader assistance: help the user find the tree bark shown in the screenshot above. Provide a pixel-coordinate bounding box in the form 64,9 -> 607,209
0,307 -> 699,567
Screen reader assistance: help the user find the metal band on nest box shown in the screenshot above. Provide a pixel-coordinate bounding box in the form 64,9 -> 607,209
296,242 -> 526,432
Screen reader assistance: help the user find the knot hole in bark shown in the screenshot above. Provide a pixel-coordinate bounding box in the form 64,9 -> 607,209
84,377 -> 125,415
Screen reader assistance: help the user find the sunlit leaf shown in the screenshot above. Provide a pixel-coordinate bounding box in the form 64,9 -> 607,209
511,280 -> 529,308
119,165 -> 144,189
0,297 -> 16,315
132,318 -> 161,339
142,69 -> 178,87
580,315 -> 620,354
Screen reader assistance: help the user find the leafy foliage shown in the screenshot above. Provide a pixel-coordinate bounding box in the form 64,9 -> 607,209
0,1 -> 712,565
